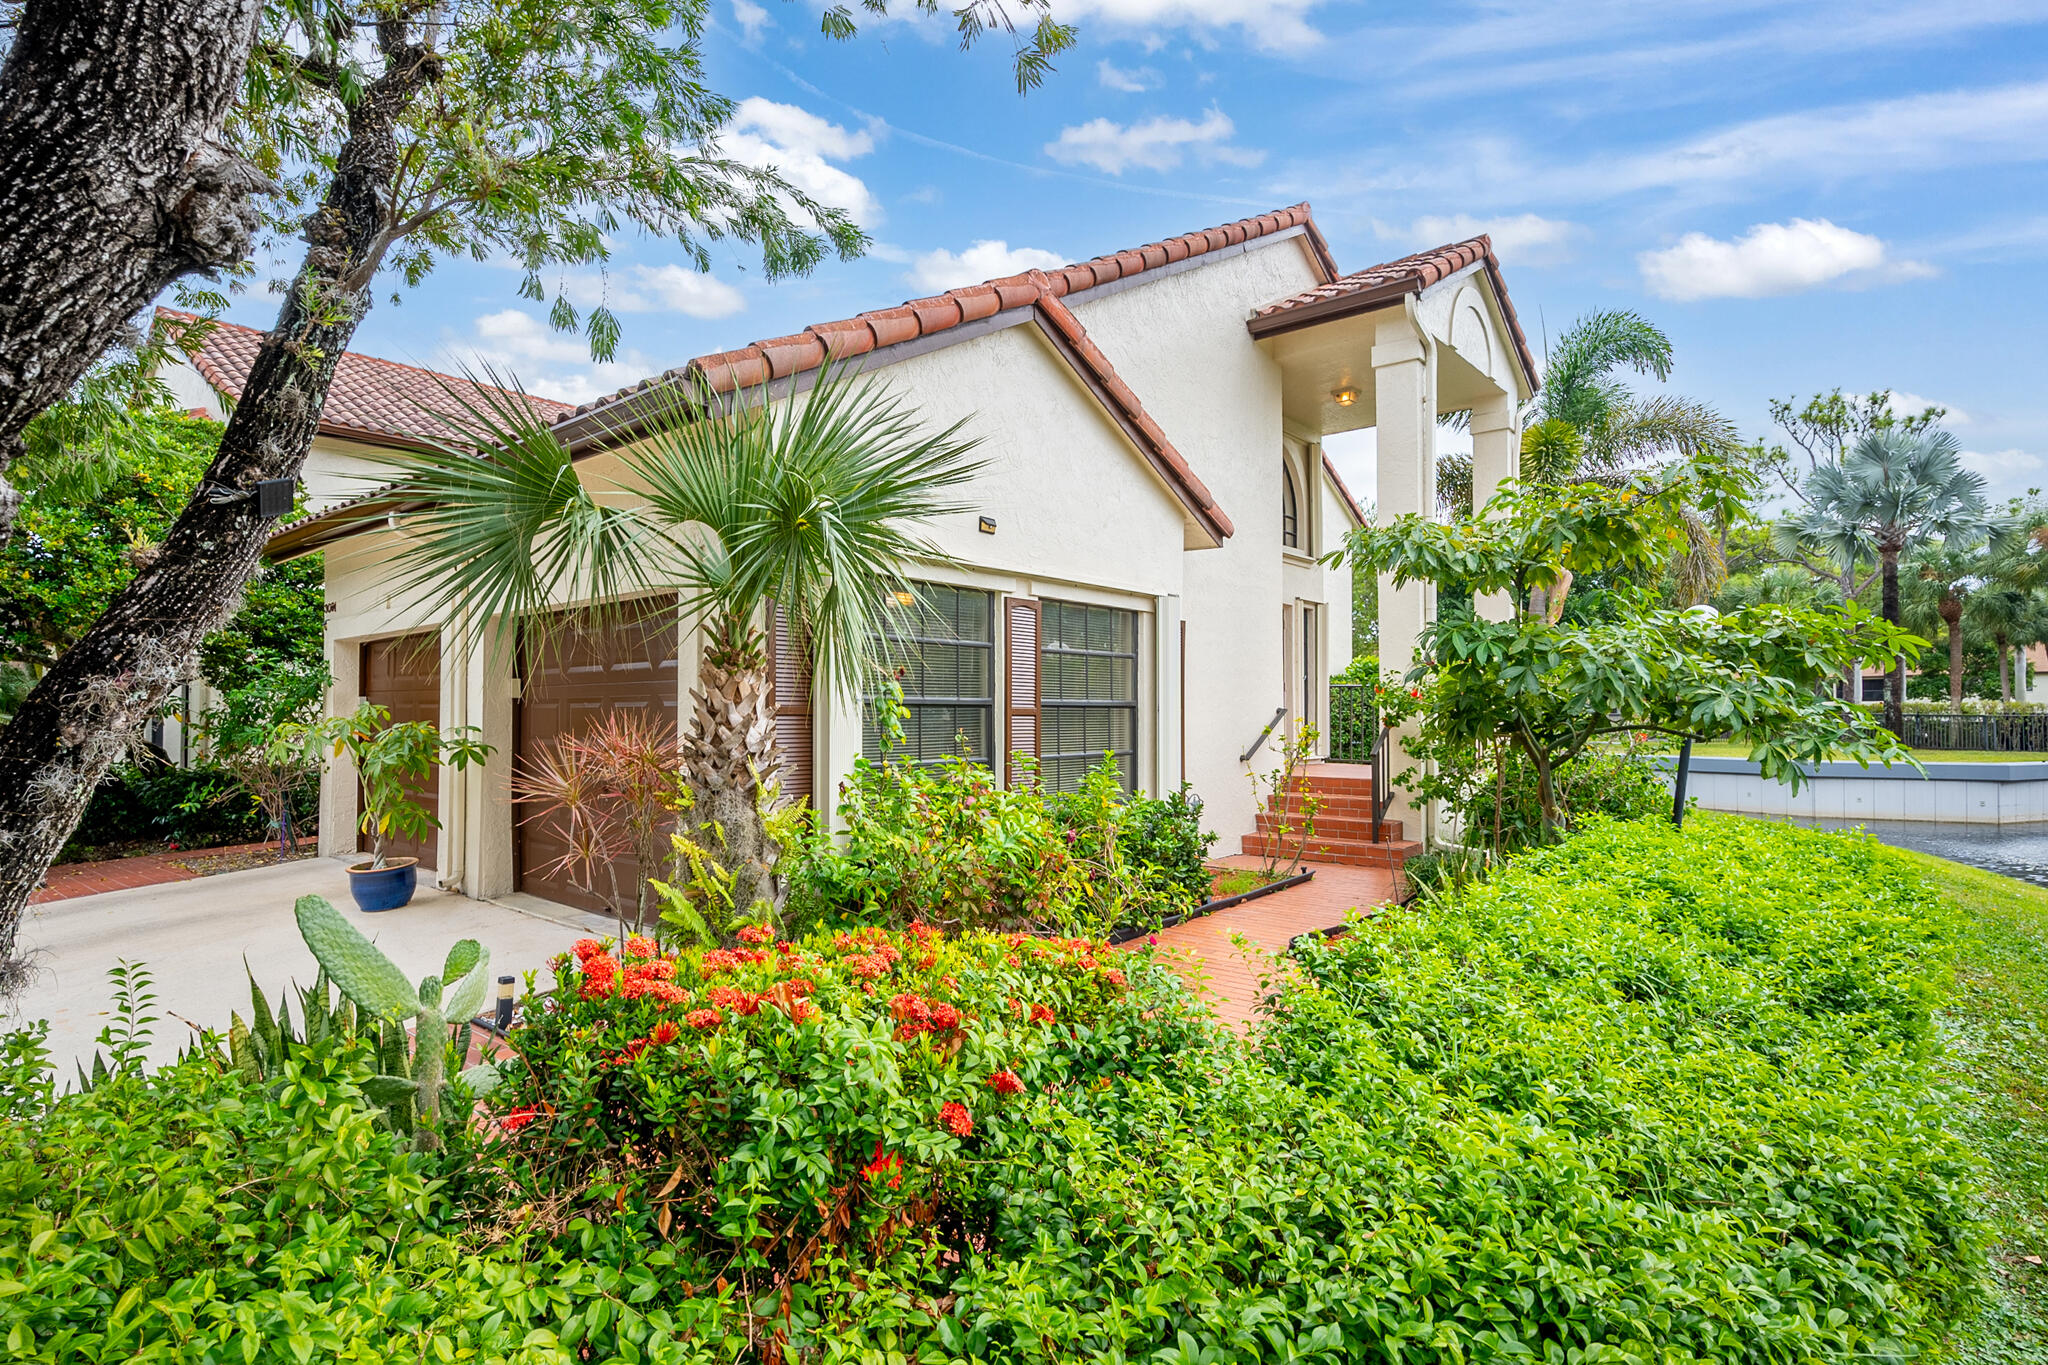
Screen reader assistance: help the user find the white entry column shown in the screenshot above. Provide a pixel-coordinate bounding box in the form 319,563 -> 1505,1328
1469,391 -> 1519,623
1372,310 -> 1437,676
1373,310 -> 1437,844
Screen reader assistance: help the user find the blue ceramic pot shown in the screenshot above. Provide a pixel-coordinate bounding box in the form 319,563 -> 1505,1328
348,858 -> 418,912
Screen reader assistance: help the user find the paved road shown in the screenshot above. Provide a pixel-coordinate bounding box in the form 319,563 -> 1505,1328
9,857 -> 599,1074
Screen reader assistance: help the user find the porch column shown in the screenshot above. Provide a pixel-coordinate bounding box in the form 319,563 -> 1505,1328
1469,392 -> 1519,623
1373,311 -> 1436,845
1373,311 -> 1436,676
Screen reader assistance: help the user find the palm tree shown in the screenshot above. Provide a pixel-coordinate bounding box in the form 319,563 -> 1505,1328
1901,541 -> 1985,707
1466,311 -> 1740,617
1779,428 -> 1991,732
372,367 -> 982,924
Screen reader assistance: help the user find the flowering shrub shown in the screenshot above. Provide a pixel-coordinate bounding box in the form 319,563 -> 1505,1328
487,920 -> 1210,1285
785,751 -> 1207,938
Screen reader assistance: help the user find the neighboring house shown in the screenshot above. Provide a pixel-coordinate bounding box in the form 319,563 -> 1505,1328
155,308 -> 574,513
153,311 -> 571,763
263,202 -> 1536,904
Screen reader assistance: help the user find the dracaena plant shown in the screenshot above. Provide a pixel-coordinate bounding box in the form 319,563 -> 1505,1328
369,365 -> 982,921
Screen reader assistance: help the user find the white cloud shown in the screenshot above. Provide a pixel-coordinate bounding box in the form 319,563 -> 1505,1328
906,240 -> 1069,292
719,97 -> 881,226
556,264 -> 746,319
1963,448 -> 2045,483
731,0 -> 769,41
1044,108 -> 1262,175
1889,391 -> 1968,424
1097,59 -> 1162,92
452,309 -> 657,406
1637,219 -> 1937,301
1055,0 -> 1325,50
1399,212 -> 1582,266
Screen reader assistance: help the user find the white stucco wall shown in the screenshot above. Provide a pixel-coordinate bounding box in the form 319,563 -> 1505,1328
1066,234 -> 1334,838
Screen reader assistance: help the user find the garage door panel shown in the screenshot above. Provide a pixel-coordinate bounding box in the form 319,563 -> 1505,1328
358,632 -> 441,871
515,601 -> 681,913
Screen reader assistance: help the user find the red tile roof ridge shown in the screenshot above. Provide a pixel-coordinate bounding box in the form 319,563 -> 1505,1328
1029,291 -> 1234,543
562,203 -> 1337,423
1320,452 -> 1367,528
1247,236 -> 1539,392
157,307 -> 575,447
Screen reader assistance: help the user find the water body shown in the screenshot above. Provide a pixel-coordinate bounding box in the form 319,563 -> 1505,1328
1774,816 -> 2048,890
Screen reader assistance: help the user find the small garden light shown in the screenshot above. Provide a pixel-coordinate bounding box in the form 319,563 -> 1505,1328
495,975 -> 516,1030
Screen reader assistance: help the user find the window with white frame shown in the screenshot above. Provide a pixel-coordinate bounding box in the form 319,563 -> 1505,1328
862,583 -> 995,767
1281,457 -> 1301,549
1039,599 -> 1138,793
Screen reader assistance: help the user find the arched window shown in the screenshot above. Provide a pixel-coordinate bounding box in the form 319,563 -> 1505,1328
1281,458 -> 1300,549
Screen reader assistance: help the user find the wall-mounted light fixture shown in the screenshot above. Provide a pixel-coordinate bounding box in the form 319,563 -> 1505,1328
1331,386 -> 1359,408
893,590 -> 916,606
977,515 -> 997,535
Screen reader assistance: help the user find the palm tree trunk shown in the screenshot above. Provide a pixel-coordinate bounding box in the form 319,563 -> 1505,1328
1882,549 -> 1904,736
1998,633 -> 2013,703
681,612 -> 786,928
1945,609 -> 1964,708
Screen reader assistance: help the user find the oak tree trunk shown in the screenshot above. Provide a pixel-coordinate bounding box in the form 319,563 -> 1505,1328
0,0 -> 270,538
0,22 -> 444,995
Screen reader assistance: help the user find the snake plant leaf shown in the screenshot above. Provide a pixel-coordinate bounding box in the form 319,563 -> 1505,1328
294,895 -> 418,1022
247,968 -> 279,1066
228,1014 -> 262,1084
457,1061 -> 503,1097
442,948 -> 493,1022
441,939 -> 482,985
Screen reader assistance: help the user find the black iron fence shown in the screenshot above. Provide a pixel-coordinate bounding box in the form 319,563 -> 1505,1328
1329,683 -> 1377,763
1898,712 -> 2048,753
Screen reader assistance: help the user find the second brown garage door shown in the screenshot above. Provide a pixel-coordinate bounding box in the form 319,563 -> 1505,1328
514,600 -> 681,911
359,632 -> 441,871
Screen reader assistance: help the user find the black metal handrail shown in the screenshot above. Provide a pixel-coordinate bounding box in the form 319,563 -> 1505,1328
1369,721 -> 1392,838
1240,706 -> 1287,764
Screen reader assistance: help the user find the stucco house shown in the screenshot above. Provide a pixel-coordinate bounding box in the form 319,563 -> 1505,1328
255,202 -> 1536,907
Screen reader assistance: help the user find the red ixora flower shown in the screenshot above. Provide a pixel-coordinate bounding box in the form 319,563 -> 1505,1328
859,1140 -> 904,1189
501,1106 -> 539,1133
685,1008 -> 721,1030
624,934 -> 659,959
736,924 -> 773,946
1028,1003 -> 1056,1025
986,1069 -> 1024,1095
1103,968 -> 1127,989
648,1019 -> 681,1046
938,1101 -> 973,1137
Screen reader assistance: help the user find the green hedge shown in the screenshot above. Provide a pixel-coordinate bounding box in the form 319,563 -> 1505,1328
0,815 -> 1984,1361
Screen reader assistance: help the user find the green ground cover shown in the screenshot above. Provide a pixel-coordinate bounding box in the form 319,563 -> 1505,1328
1686,741 -> 2047,763
6,813 -> 2045,1360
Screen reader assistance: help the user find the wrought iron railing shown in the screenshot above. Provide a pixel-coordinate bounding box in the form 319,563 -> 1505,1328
1898,712 -> 2048,753
1328,683 -> 1376,763
1369,720 -> 1392,837
1240,706 -> 1287,764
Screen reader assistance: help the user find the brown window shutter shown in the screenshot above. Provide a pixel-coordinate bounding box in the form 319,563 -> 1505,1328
1004,597 -> 1041,786
768,603 -> 814,809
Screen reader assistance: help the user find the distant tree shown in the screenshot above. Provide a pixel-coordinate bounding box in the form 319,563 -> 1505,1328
1901,540 -> 1986,707
1778,428 -> 1992,733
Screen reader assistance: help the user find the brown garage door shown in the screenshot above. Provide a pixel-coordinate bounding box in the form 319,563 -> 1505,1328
359,632 -> 441,871
515,600 -> 681,912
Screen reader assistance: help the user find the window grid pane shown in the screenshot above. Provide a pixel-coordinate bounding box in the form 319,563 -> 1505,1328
1040,600 -> 1138,794
862,584 -> 995,768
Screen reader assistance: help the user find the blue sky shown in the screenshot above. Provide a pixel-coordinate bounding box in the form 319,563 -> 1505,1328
233,0 -> 2048,504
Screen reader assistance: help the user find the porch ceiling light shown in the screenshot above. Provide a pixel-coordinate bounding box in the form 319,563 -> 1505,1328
1332,386 -> 1359,408
893,590 -> 916,606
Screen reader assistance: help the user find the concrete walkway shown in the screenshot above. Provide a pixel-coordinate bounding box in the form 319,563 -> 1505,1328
11,857 -> 604,1074
1142,856 -> 1401,1032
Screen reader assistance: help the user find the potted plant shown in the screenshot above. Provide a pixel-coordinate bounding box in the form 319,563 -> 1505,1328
293,699 -> 491,912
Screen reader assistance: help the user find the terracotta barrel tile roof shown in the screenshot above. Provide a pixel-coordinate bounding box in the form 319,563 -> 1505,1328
1247,236 -> 1540,390
160,308 -> 573,447
561,202 -> 1337,423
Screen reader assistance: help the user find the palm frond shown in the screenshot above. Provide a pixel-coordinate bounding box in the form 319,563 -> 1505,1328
1583,395 -> 1740,473
1534,310 -> 1675,431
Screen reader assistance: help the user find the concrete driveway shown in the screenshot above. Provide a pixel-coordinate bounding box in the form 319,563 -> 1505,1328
10,856 -> 605,1074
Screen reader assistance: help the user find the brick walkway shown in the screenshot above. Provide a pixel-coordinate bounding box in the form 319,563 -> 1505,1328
1138,854 -> 1402,1032
32,841 -> 293,904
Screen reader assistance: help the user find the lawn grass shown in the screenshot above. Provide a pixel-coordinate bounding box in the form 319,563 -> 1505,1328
1904,849 -> 2048,1360
1207,866 -> 1287,900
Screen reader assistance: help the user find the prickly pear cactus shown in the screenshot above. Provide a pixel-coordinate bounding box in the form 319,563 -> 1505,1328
293,895 -> 419,1022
